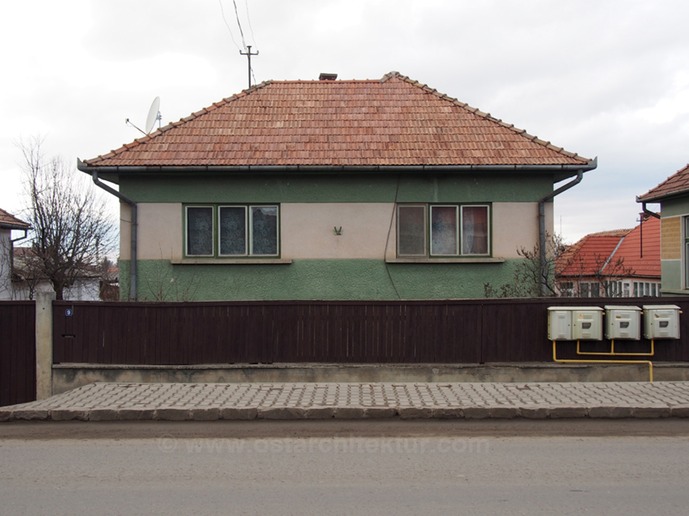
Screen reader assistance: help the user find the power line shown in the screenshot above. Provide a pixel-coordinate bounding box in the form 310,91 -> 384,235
244,0 -> 258,47
218,0 -> 241,50
231,0 -> 247,49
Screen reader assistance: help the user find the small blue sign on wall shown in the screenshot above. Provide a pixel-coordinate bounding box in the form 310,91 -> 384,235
65,308 -> 73,317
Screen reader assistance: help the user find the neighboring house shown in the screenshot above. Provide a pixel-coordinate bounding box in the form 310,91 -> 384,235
78,71 -> 596,301
556,216 -> 661,297
0,208 -> 30,300
638,163 -> 689,295
12,247 -> 118,301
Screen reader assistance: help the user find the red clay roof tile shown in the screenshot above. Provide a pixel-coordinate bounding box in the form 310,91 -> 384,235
557,217 -> 660,280
639,164 -> 689,202
84,72 -> 592,169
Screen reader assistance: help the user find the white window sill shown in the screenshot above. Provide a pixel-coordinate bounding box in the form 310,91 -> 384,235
171,258 -> 293,265
386,257 -> 505,264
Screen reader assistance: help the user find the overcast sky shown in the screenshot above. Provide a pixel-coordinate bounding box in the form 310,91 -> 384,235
1,0 -> 688,244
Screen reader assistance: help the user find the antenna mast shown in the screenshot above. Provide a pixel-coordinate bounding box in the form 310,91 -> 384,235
240,45 -> 259,88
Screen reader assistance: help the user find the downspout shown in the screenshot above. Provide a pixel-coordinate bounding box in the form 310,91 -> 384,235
90,171 -> 138,301
538,170 -> 584,296
638,200 -> 661,220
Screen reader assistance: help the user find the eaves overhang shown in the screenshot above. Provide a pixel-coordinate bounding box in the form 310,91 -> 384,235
77,158 -> 597,184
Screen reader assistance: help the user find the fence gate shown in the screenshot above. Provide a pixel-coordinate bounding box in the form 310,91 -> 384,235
0,302 -> 36,406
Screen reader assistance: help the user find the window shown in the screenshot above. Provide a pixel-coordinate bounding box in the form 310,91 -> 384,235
185,205 -> 279,257
685,216 -> 689,289
397,204 -> 490,257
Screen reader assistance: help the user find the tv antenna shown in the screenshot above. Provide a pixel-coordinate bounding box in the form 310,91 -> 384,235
126,96 -> 162,135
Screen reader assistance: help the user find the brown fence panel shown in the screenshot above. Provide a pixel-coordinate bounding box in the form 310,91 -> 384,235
52,298 -> 689,366
0,302 -> 36,406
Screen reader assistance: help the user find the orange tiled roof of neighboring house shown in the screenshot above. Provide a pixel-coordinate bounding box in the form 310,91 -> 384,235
0,208 -> 30,230
557,217 -> 660,280
83,72 -> 593,169
557,230 -> 632,277
638,164 -> 689,202
605,215 -> 660,278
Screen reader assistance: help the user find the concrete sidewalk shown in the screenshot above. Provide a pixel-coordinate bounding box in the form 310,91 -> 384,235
4,381 -> 689,421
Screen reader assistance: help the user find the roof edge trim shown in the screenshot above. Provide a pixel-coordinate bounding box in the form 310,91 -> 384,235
77,158 -> 598,175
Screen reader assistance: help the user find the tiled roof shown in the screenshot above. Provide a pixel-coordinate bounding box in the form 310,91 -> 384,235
557,230 -> 631,277
638,164 -> 689,202
84,72 -> 593,169
557,217 -> 660,280
0,208 -> 30,230
608,216 -> 660,277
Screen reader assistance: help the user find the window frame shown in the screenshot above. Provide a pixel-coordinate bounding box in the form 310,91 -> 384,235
184,204 -> 280,258
396,203 -> 491,258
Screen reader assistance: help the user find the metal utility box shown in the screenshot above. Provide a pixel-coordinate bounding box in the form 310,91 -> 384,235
643,305 -> 681,339
548,307 -> 603,341
605,306 -> 641,340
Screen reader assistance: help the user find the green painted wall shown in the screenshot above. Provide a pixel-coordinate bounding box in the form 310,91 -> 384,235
662,260 -> 682,293
659,198 -> 689,218
119,172 -> 554,204
120,258 -> 525,301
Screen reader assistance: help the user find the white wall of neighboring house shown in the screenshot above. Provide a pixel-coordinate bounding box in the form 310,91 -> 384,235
0,229 -> 12,300
12,276 -> 101,301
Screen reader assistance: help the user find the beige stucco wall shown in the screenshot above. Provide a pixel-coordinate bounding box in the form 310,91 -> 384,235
120,203 -> 183,260
282,203 -> 394,259
121,201 -> 547,261
492,202 -> 545,259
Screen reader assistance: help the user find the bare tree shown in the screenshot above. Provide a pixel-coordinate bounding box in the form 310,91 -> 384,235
20,138 -> 116,300
485,233 -> 565,298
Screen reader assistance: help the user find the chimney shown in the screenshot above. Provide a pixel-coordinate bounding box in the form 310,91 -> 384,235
319,73 -> 338,81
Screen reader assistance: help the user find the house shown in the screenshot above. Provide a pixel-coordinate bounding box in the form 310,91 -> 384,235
0,208 -> 30,300
638,163 -> 689,295
78,71 -> 596,301
556,216 -> 661,297
11,247 -> 119,301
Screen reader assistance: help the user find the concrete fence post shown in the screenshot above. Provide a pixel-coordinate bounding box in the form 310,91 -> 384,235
35,291 -> 55,400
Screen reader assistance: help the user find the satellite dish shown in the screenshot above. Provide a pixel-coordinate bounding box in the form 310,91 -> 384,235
145,96 -> 161,134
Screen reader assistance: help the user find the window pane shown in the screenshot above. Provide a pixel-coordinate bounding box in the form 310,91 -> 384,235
462,206 -> 489,255
397,206 -> 426,256
251,206 -> 278,255
430,206 -> 458,256
219,207 -> 247,255
187,207 -> 213,256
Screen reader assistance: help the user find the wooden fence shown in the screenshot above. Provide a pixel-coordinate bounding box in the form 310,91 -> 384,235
52,298 -> 689,366
0,302 -> 35,406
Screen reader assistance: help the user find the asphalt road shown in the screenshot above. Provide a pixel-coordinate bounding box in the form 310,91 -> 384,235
2,420 -> 689,515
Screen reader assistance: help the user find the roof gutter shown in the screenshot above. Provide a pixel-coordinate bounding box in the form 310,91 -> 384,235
538,168 -> 586,296
636,198 -> 661,220
82,162 -> 138,301
75,160 -> 598,175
